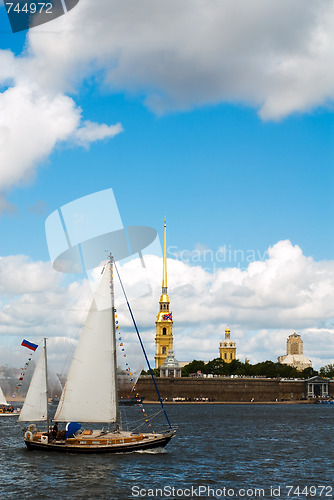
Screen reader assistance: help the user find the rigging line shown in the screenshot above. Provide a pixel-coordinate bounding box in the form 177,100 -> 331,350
130,410 -> 164,433
114,262 -> 172,430
130,421 -> 153,433
129,408 -> 164,428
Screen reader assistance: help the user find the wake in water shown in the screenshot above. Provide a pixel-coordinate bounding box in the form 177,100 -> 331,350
135,447 -> 167,454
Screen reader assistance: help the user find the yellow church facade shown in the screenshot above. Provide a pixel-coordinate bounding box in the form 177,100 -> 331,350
155,220 -> 174,368
219,325 -> 236,363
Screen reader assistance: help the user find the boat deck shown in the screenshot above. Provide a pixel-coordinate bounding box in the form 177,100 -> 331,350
65,430 -> 148,446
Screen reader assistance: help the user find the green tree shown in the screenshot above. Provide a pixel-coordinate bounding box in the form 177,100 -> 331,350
319,364 -> 334,378
180,357 -> 320,379
300,367 -> 318,379
204,357 -> 228,376
251,361 -> 278,378
181,360 -> 206,377
275,363 -> 298,378
227,359 -> 244,375
141,368 -> 160,377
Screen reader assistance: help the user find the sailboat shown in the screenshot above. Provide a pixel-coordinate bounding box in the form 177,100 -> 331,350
19,255 -> 175,453
0,386 -> 19,416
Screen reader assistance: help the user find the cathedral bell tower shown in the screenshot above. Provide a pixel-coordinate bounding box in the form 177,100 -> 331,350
219,325 -> 236,363
155,219 -> 173,368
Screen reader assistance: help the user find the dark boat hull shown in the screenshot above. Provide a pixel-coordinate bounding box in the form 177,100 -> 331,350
24,431 -> 174,454
119,398 -> 143,406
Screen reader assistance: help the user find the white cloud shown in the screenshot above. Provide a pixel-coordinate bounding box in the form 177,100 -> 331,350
0,240 -> 333,371
0,53 -> 122,192
0,83 -> 79,189
23,0 -> 334,119
0,258 -> 91,371
1,0 -> 334,191
73,120 -> 123,146
113,240 -> 334,368
0,255 -> 60,295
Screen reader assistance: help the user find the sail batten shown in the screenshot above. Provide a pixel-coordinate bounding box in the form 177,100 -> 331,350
18,347 -> 48,422
54,264 -> 117,423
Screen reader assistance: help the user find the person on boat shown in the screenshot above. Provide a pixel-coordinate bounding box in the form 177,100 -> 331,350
52,422 -> 58,441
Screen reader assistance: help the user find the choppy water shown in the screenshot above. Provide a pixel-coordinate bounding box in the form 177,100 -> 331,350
0,404 -> 333,499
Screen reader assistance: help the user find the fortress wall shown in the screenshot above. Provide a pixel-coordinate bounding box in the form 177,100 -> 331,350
134,377 -> 334,402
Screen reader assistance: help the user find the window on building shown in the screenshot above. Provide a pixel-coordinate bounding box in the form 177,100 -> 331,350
162,346 -> 167,354
230,353 -> 233,359
224,353 -> 227,360
163,327 -> 167,335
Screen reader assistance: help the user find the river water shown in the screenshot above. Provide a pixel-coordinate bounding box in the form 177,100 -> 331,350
0,404 -> 333,499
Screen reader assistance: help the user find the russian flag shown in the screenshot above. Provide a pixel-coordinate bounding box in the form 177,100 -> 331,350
21,339 -> 38,351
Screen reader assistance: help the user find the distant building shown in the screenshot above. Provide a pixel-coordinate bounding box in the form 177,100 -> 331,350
155,220 -> 173,368
219,325 -> 236,363
306,376 -> 329,398
278,332 -> 312,371
159,350 -> 182,378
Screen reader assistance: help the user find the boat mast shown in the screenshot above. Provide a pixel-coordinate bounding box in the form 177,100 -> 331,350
44,337 -> 50,433
109,254 -> 120,431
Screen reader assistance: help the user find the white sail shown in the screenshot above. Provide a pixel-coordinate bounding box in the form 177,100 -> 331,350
18,347 -> 48,422
54,264 -> 117,423
0,385 -> 8,406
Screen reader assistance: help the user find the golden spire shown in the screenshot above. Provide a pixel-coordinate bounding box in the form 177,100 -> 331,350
162,218 -> 167,292
155,218 -> 172,369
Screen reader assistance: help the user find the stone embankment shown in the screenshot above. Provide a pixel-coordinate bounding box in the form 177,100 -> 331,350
132,377 -> 334,403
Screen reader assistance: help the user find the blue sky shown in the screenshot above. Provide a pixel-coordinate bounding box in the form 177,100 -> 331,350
1,98 -> 333,264
0,0 -> 334,371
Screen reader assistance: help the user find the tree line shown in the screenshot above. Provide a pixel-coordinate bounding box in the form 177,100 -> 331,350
179,359 -> 334,379
143,359 -> 334,379
180,358 -> 318,378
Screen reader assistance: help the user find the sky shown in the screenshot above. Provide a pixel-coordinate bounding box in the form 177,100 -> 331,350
0,0 -> 334,374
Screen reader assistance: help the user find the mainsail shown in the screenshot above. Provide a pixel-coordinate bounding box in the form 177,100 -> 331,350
0,385 -> 8,406
54,263 -> 117,423
18,347 -> 48,422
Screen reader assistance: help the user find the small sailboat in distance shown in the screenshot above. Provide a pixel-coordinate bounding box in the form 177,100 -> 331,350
19,254 -> 175,453
0,386 -> 19,417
